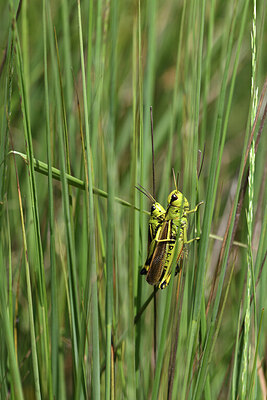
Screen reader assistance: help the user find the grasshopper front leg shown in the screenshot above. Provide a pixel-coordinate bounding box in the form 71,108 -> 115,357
185,201 -> 204,216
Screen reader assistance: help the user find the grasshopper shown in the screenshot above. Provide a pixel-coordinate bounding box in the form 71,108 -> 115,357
137,109 -> 203,290
141,184 -> 203,290
156,190 -> 203,289
135,184 -> 166,276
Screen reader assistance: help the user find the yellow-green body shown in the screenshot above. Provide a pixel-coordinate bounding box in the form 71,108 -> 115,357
143,189 -> 203,290
140,202 -> 166,276
156,191 -> 189,289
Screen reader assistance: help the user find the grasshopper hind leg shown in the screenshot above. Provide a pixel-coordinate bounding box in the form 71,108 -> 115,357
140,260 -> 150,275
159,276 -> 171,290
140,251 -> 154,275
140,267 -> 148,275
159,252 -> 184,289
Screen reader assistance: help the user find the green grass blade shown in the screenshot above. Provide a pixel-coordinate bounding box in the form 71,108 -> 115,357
1,0 -> 266,397
105,0 -> 117,398
77,1 -> 100,398
11,151 -> 143,212
46,1 -> 82,390
43,0 -> 59,396
192,1 -> 251,397
11,1 -> 52,396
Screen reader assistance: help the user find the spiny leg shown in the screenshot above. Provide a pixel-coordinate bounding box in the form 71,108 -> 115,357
185,236 -> 200,244
185,201 -> 204,215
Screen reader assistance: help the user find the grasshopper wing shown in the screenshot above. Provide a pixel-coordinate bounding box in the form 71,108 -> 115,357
146,221 -> 170,285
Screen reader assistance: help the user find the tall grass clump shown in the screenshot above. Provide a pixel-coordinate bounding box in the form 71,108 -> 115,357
0,0 -> 267,399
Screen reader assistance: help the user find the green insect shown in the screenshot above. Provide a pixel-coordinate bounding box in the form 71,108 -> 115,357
142,184 -> 203,290
157,189 -> 203,289
137,108 -> 203,290
135,184 -> 166,276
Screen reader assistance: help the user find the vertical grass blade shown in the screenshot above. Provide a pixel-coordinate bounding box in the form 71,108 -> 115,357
1,0 -> 266,397
43,0 -> 59,396
0,255 -> 23,400
105,0 -> 117,398
11,1 -> 52,396
77,1 -> 100,398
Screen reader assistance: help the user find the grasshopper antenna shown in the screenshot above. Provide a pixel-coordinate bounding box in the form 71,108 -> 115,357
176,171 -> 179,191
150,106 -> 156,198
135,183 -> 156,203
197,143 -> 206,179
150,106 -> 157,369
172,168 -> 178,191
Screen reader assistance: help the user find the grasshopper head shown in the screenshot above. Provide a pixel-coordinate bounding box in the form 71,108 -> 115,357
149,202 -> 165,236
151,202 -> 165,220
166,190 -> 189,220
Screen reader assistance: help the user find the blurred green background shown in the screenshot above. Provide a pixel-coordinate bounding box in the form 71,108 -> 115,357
0,0 -> 267,399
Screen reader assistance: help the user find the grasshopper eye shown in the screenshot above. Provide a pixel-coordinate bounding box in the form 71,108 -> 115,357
151,205 -> 156,213
171,193 -> 178,203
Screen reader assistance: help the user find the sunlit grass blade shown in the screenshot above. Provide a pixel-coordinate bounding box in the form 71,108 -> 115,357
77,1 -> 100,398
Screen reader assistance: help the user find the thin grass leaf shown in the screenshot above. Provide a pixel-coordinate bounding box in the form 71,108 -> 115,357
11,1 -> 52,396
1,0 -> 267,397
11,151 -> 144,212
43,0 -> 59,396
0,248 -> 24,400
77,1 -> 100,398
105,0 -> 117,398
